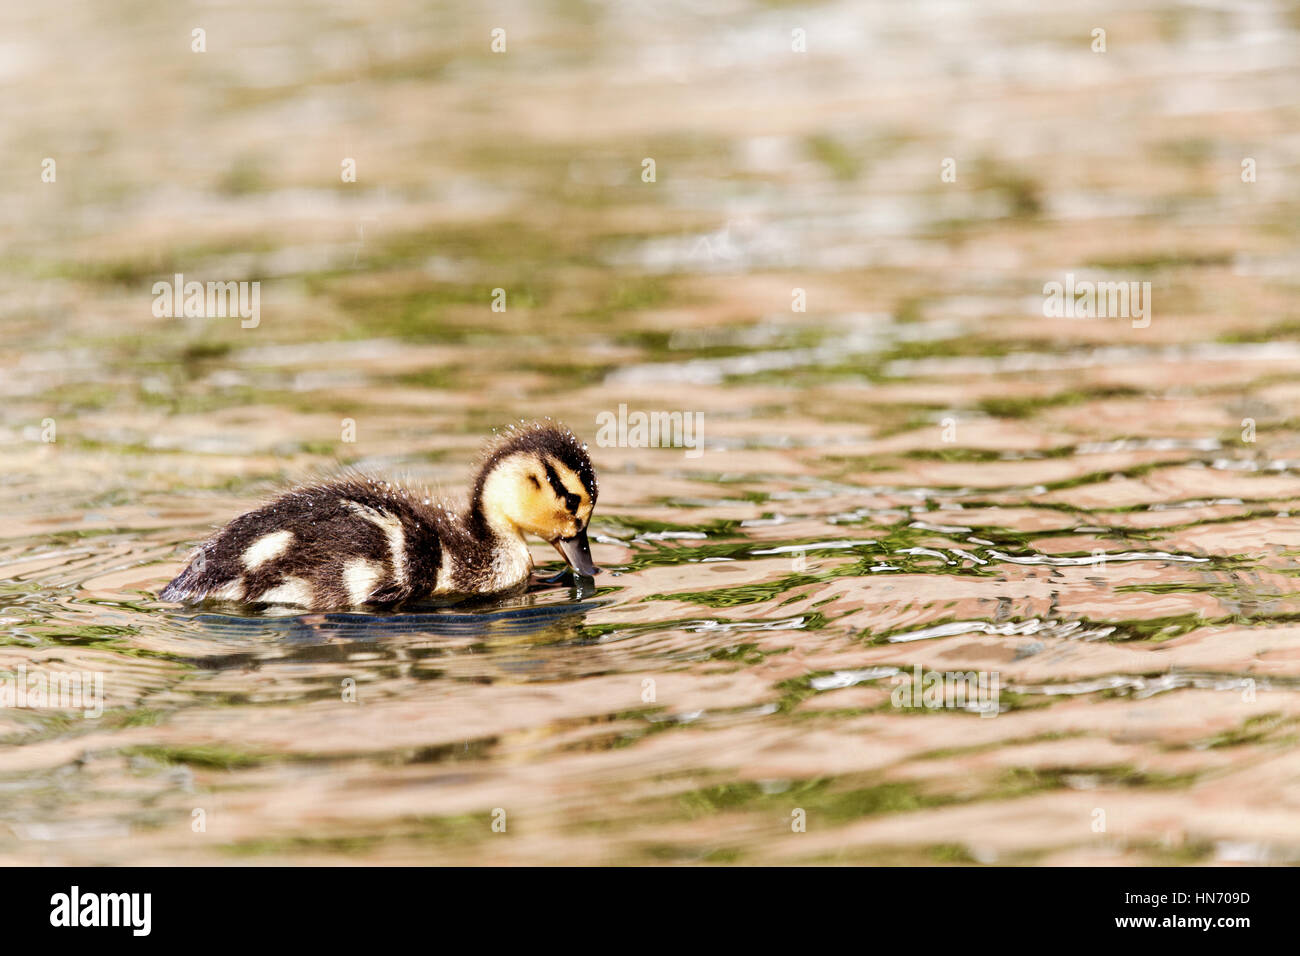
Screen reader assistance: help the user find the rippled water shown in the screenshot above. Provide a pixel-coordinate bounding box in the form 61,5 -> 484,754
3,0 -> 1300,864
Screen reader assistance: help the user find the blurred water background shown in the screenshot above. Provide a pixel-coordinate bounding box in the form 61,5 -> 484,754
2,0 -> 1300,863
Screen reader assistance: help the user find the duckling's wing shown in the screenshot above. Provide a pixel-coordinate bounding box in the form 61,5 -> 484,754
161,479 -> 442,609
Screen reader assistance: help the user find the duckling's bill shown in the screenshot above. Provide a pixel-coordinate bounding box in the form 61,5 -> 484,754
552,528 -> 598,576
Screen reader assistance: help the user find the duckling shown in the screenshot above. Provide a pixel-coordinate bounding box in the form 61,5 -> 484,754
160,422 -> 599,610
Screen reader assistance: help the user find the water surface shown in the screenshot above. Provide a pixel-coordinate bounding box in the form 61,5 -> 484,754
2,0 -> 1300,864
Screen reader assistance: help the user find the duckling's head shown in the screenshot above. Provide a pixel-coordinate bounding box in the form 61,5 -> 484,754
471,422 -> 600,575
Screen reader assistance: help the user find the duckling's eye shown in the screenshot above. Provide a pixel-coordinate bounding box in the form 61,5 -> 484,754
542,462 -> 581,514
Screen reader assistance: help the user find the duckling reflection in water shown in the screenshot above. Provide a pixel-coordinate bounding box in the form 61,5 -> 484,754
161,423 -> 599,611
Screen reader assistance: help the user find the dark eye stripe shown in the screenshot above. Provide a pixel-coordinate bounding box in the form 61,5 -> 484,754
543,462 -> 580,514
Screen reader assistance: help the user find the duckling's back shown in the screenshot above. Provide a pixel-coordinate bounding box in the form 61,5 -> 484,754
161,477 -> 444,610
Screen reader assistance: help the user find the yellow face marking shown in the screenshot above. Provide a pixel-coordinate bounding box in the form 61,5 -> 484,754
517,457 -> 591,540
480,451 -> 595,543
548,459 -> 593,523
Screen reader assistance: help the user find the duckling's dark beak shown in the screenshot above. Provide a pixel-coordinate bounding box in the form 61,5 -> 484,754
552,528 -> 598,576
